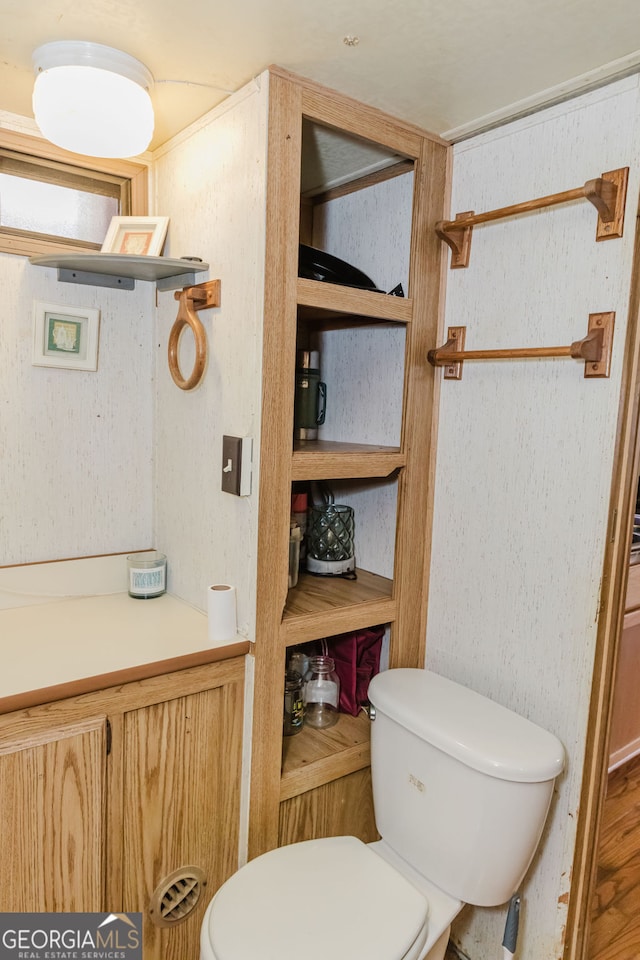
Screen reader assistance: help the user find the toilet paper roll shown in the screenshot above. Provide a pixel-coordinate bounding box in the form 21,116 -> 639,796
207,584 -> 237,643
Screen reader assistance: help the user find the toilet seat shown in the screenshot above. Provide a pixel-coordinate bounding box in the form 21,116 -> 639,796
202,836 -> 430,960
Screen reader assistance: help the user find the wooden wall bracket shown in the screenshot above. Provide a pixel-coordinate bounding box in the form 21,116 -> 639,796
436,167 -> 628,269
427,312 -> 615,380
168,280 -> 221,390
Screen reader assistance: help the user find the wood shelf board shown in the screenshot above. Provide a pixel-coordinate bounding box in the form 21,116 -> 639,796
281,568 -> 395,644
292,441 -> 404,480
280,710 -> 371,800
297,277 -> 412,323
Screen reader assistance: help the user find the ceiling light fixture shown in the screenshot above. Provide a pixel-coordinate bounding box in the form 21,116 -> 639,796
32,41 -> 154,158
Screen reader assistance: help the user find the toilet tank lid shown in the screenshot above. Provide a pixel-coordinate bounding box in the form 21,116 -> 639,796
368,669 -> 565,783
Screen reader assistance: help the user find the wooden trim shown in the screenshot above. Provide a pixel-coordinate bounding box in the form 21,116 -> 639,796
0,150 -> 128,193
0,128 -> 149,258
301,86 -> 424,160
281,597 -> 396,646
106,711 -> 125,907
0,645 -> 249,717
391,136 -> 449,669
280,743 -> 371,799
0,128 -> 149,180
249,73 -> 304,859
0,659 -> 246,736
297,277 -> 413,323
308,159 -> 415,205
0,713 -> 108,755
0,233 -> 102,258
267,65 -> 450,149
291,441 -> 405,481
563,189 -> 640,959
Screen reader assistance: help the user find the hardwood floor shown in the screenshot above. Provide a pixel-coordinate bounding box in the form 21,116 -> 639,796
590,754 -> 640,960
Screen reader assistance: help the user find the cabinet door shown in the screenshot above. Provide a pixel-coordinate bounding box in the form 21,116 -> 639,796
0,717 -> 107,911
120,680 -> 243,960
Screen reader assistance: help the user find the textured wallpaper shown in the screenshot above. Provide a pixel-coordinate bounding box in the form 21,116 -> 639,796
426,75 -> 640,959
152,81 -> 268,637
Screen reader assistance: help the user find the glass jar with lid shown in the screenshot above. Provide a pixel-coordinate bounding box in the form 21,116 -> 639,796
303,656 -> 340,729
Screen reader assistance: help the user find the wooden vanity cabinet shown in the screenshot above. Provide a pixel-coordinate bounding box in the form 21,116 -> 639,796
0,714 -> 108,911
0,657 -> 245,960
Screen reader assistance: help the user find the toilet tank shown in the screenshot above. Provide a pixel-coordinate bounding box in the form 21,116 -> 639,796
368,669 -> 565,907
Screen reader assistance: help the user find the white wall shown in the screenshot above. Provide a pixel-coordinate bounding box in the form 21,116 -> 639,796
307,172 -> 413,580
0,252 -> 154,565
151,79 -> 268,638
426,76 -> 640,959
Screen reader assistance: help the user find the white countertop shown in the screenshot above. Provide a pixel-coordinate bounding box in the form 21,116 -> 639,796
0,555 -> 249,712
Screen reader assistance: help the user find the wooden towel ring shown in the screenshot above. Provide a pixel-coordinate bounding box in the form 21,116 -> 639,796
168,280 -> 221,390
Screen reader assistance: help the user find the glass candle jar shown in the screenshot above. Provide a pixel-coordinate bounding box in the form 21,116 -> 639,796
127,551 -> 167,599
283,671 -> 304,736
303,656 -> 340,729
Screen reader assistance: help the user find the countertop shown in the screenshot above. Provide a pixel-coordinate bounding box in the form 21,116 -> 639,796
0,555 -> 250,715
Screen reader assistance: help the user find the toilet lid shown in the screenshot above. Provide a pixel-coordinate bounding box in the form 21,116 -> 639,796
207,836 -> 429,960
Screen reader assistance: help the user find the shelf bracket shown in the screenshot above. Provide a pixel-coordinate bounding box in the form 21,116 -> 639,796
168,280 -> 221,391
435,213 -> 474,270
428,312 -> 615,380
56,267 -> 135,290
436,168 -> 628,268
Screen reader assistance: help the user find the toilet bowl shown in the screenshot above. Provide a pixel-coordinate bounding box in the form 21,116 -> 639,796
200,669 -> 565,960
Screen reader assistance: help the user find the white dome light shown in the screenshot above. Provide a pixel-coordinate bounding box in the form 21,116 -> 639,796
33,41 -> 154,158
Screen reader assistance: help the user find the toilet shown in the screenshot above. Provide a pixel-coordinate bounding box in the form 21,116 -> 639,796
200,668 -> 565,960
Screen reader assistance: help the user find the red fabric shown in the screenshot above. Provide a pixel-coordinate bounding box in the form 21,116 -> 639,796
327,627 -> 384,716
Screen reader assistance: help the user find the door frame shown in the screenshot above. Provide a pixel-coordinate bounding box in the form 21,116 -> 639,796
564,188 -> 640,959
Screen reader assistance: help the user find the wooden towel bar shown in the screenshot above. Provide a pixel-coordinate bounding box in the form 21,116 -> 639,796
428,312 -> 615,380
436,168 -> 628,268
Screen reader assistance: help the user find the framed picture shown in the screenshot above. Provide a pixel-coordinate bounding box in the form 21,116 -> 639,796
100,216 -> 169,257
32,301 -> 100,371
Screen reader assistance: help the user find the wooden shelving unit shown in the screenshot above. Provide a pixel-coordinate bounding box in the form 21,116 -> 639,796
281,568 -> 395,645
292,440 -> 404,480
297,277 -> 413,323
280,711 -> 371,801
248,67 -> 448,858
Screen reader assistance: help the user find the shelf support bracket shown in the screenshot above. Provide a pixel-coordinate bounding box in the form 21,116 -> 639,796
168,280 -> 221,391
435,212 -> 474,270
428,312 -> 615,380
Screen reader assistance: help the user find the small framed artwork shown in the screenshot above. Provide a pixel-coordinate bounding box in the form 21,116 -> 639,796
101,216 -> 169,257
32,301 -> 100,371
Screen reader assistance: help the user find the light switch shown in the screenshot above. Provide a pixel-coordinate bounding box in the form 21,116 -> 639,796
221,435 -> 252,496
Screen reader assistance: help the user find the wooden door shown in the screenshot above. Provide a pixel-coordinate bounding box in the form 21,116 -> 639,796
0,716 -> 107,911
120,677 -> 244,960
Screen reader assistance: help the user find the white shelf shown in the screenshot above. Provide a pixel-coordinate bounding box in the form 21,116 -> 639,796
29,253 -> 209,291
